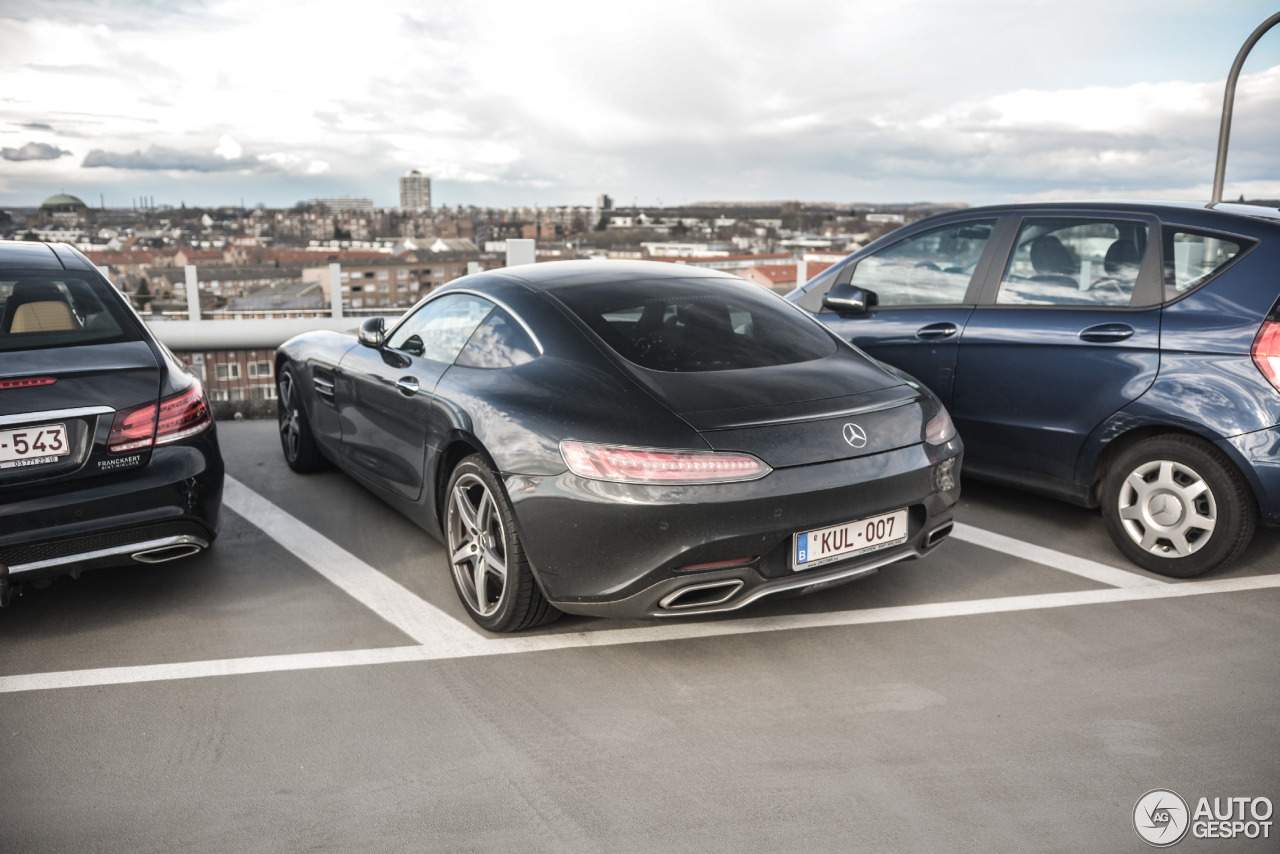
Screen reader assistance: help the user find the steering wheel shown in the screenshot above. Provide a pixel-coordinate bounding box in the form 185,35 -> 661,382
1088,278 -> 1130,303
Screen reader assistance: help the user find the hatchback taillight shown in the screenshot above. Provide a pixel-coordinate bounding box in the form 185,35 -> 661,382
108,381 -> 212,453
1252,320 -> 1280,393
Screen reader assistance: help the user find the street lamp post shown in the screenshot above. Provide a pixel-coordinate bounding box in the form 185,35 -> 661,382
1211,12 -> 1280,204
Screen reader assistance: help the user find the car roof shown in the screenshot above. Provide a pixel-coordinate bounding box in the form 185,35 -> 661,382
0,240 -> 97,273
0,240 -> 67,271
480,259 -> 743,291
918,200 -> 1280,227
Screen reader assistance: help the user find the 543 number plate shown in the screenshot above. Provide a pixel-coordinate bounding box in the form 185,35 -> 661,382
0,422 -> 70,469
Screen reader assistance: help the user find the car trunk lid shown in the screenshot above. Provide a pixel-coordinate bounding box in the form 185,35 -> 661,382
1,341 -> 161,486
623,350 -> 926,468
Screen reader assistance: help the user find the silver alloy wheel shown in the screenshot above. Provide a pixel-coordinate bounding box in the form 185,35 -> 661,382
447,472 -> 508,618
1116,459 -> 1217,557
278,371 -> 301,460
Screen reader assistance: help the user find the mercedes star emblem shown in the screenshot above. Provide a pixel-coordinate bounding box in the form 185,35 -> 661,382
843,423 -> 868,448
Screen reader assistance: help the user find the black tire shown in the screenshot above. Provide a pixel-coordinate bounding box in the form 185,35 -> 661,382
444,455 -> 560,632
1101,435 -> 1255,578
277,365 -> 328,473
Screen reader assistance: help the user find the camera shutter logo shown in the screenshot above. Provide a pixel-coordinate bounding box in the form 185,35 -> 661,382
1134,789 -> 1190,847
842,423 -> 868,449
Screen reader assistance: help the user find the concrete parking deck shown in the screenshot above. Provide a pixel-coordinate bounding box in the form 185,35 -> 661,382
2,419 -> 1277,852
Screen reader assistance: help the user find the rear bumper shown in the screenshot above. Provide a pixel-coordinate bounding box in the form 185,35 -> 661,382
1221,425 -> 1280,526
508,439 -> 961,619
0,433 -> 224,582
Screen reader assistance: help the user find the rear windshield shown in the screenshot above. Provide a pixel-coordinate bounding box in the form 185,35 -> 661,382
547,277 -> 838,372
0,272 -> 140,352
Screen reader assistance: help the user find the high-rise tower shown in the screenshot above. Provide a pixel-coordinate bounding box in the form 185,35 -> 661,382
400,170 -> 432,211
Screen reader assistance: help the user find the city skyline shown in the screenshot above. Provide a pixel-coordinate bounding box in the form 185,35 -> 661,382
2,0 -> 1279,210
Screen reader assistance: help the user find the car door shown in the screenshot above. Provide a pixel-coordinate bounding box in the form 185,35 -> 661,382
951,214 -> 1163,486
810,218 -> 1004,404
336,292 -> 494,500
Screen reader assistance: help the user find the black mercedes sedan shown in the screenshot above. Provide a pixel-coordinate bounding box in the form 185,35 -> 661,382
0,240 -> 223,606
277,260 -> 961,632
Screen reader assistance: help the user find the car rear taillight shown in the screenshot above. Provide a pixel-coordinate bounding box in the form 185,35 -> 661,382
925,407 -> 957,445
155,381 -> 212,446
560,441 -> 770,484
1252,320 -> 1280,393
108,381 -> 212,453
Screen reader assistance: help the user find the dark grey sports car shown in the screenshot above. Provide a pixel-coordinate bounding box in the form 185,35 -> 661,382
276,260 -> 962,631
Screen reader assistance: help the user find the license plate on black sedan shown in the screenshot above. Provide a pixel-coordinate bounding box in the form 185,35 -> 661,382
793,508 -> 909,570
0,422 -> 70,469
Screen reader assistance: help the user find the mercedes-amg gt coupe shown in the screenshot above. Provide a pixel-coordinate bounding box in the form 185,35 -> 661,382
276,260 -> 962,632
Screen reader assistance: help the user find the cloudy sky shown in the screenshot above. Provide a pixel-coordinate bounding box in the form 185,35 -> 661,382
1,0 -> 1278,210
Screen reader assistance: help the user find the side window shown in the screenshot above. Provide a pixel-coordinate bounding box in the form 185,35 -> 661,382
1163,229 -> 1247,300
455,307 -> 539,369
996,219 -> 1147,307
850,220 -> 995,306
386,293 -> 493,363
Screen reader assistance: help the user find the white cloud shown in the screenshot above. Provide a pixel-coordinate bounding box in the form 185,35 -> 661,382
1,0 -> 1278,206
215,135 -> 243,160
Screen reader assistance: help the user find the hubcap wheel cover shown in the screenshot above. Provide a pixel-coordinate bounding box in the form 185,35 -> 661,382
447,473 -> 508,617
1117,459 -> 1217,557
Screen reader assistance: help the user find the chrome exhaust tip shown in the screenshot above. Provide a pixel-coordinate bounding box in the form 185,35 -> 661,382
924,522 -> 955,548
131,542 -> 205,564
658,579 -> 745,611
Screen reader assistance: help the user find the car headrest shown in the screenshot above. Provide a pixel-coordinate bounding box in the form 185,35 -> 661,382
9,300 -> 80,333
1029,235 -> 1075,276
1104,239 -> 1141,275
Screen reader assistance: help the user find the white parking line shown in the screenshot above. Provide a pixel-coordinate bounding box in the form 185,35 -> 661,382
4,572 -> 1278,693
2,480 -> 1267,695
222,476 -> 485,651
950,522 -> 1165,588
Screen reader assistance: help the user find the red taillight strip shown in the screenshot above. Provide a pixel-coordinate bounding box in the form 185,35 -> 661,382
677,557 -> 758,572
560,441 -> 771,484
1252,320 -> 1280,393
0,377 -> 57,390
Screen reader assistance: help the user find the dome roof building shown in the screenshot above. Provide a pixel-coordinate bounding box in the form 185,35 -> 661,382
38,192 -> 89,226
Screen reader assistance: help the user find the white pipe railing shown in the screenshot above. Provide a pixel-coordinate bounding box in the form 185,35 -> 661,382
150,242 -> 536,351
146,316 -> 401,350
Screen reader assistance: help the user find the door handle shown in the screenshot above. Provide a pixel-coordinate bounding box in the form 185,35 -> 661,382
395,377 -> 420,396
1078,323 -> 1135,343
915,322 -> 959,340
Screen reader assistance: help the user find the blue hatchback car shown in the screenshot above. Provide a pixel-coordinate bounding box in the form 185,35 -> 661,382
790,201 -> 1280,577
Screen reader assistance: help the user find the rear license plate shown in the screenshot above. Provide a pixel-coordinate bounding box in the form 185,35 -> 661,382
0,422 -> 70,469
793,508 -> 909,570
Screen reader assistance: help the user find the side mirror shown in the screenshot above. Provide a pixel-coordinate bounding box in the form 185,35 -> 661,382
358,316 -> 385,348
823,283 -> 878,314
401,334 -> 425,357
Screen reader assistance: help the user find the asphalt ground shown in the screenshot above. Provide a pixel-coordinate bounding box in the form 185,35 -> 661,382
1,418 -> 1278,853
